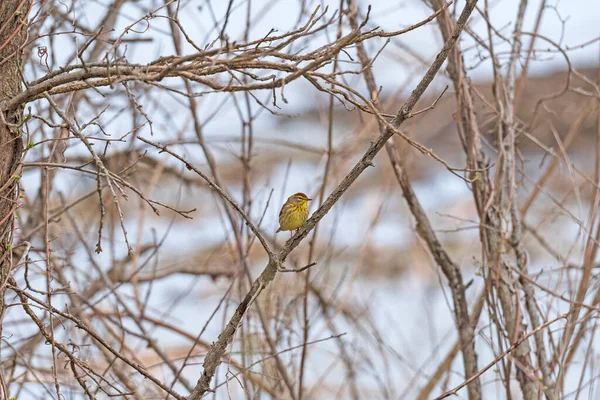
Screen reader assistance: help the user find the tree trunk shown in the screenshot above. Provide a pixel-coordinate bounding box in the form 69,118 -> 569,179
0,0 -> 30,337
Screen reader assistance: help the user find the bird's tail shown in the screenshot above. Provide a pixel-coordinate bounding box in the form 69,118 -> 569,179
276,227 -> 282,233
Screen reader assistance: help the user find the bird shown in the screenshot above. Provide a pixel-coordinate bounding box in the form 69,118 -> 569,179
276,192 -> 312,235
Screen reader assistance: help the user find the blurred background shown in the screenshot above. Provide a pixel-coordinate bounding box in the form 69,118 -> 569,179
4,0 -> 600,399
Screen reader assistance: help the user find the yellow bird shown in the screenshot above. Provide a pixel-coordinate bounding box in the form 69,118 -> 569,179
276,192 -> 312,234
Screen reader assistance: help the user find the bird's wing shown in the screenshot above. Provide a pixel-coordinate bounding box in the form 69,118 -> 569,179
278,204 -> 286,219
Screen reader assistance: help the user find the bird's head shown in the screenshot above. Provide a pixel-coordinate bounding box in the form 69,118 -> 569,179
290,192 -> 312,205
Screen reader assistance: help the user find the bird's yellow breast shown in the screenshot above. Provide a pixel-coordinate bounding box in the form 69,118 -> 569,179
279,202 -> 309,231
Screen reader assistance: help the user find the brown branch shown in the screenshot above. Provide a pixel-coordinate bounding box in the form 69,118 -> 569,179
433,0 -> 543,398
0,0 -> 30,371
388,137 -> 482,398
417,290 -> 486,400
504,1 -> 557,398
348,1 -> 481,398
9,282 -> 186,399
1,2 -> 455,112
435,314 -> 567,399
137,137 -> 274,260
186,1 -> 480,397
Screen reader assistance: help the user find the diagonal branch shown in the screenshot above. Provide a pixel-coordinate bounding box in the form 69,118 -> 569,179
388,137 -> 482,399
186,1 -> 480,398
435,314 -> 567,400
347,1 -> 481,398
137,137 -> 274,259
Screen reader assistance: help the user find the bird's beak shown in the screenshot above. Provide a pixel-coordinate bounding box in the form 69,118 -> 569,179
307,198 -> 312,201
